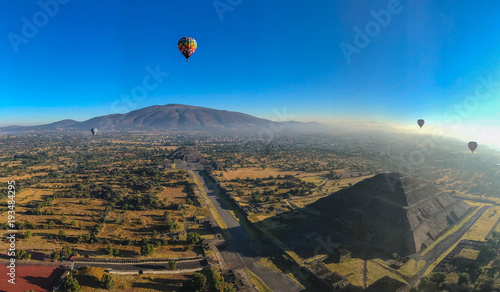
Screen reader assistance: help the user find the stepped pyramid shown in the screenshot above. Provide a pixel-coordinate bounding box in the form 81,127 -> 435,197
167,146 -> 207,163
311,173 -> 472,254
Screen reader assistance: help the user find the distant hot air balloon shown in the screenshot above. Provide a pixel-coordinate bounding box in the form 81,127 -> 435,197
417,119 -> 425,128
178,37 -> 197,62
91,128 -> 98,136
468,141 -> 477,153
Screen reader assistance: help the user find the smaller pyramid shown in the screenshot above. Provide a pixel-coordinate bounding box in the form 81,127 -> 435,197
167,146 -> 207,163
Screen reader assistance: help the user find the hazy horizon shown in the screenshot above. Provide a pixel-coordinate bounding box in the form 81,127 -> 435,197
2,1 -> 499,149
2,102 -> 499,152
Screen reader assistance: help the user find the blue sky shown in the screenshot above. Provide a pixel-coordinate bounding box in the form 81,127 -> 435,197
1,0 -> 500,144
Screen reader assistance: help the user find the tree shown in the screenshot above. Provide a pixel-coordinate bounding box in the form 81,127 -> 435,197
181,273 -> 207,292
50,251 -> 61,261
478,243 -> 496,264
140,243 -> 154,256
493,258 -> 500,268
61,245 -> 74,259
468,261 -> 483,281
221,284 -> 236,292
492,231 -> 500,239
165,219 -> 179,231
169,260 -> 177,270
24,230 -> 32,239
208,266 -> 224,291
430,272 -> 446,285
458,273 -> 470,285
101,273 -> 115,290
481,277 -> 495,292
62,274 -> 81,292
187,232 -> 201,245
417,276 -> 438,292
59,230 -> 67,238
15,250 -> 31,260
105,245 -> 114,256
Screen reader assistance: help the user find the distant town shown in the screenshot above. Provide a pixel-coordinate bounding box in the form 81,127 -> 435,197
1,125 -> 500,291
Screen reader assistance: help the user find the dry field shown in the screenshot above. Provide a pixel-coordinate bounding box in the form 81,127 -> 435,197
0,172 -> 48,182
324,258 -> 407,287
78,272 -> 190,291
457,249 -> 480,260
463,205 -> 500,241
397,259 -> 426,277
217,167 -> 299,180
218,165 -> 375,218
0,188 -> 53,220
0,180 -> 209,259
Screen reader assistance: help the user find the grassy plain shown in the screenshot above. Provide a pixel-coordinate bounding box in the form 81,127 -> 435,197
246,269 -> 272,292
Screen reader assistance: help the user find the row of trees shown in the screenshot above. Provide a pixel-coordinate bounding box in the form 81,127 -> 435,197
416,232 -> 500,291
181,267 -> 236,292
50,245 -> 75,261
63,267 -> 115,292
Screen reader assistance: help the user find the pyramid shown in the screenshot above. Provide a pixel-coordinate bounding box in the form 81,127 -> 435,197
311,173 -> 472,254
167,146 -> 207,163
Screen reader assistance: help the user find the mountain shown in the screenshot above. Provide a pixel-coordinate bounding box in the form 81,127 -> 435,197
309,173 -> 472,254
0,104 -> 317,132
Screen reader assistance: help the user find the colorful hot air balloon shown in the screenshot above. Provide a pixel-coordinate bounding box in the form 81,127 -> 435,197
178,37 -> 197,62
468,141 -> 477,153
91,128 -> 98,136
417,119 -> 424,128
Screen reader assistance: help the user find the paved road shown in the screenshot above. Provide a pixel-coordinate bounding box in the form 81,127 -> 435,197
190,168 -> 303,292
74,260 -> 204,271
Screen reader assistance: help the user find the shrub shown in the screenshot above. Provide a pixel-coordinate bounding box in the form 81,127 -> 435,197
24,230 -> 32,239
140,243 -> 154,256
101,273 -> 115,290
62,274 -> 81,292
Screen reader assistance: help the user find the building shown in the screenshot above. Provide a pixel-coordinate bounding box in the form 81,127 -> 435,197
211,160 -> 225,171
330,248 -> 351,263
365,276 -> 410,292
306,263 -> 351,291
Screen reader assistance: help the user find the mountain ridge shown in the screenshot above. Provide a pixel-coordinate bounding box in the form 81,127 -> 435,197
0,104 -> 319,132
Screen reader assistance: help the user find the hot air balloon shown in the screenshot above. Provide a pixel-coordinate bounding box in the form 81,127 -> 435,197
91,128 -> 98,136
468,141 -> 477,153
178,37 -> 197,62
417,119 -> 424,128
